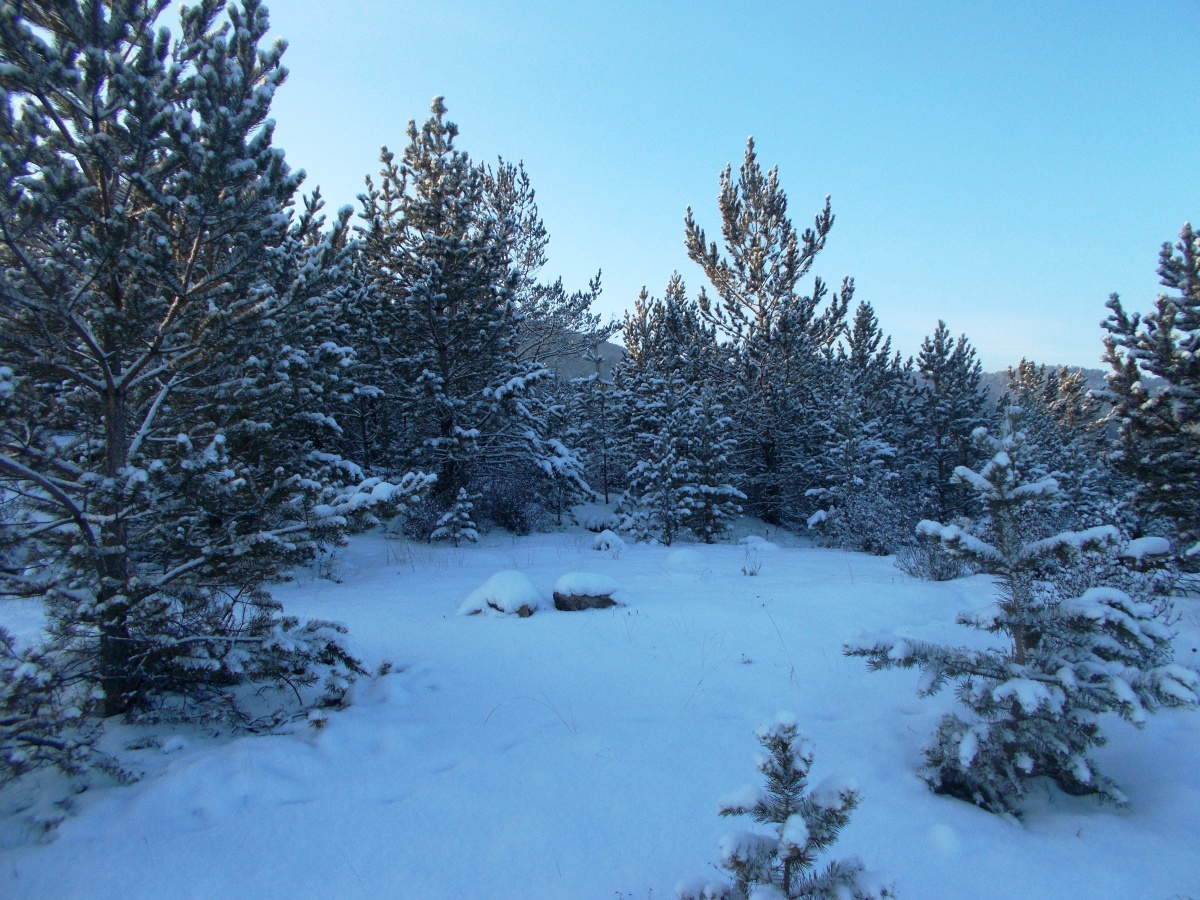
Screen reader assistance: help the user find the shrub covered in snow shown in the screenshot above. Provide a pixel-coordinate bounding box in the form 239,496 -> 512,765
679,714 -> 893,900
592,530 -> 626,553
575,504 -> 623,534
458,571 -> 545,618
893,542 -> 968,582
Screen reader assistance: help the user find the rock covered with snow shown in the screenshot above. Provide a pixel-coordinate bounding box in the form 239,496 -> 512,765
458,571 -> 544,618
740,535 -> 781,552
553,572 -> 622,611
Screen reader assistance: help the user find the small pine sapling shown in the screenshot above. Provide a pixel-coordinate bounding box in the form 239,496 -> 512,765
679,714 -> 893,900
846,406 -> 1199,815
431,488 -> 480,546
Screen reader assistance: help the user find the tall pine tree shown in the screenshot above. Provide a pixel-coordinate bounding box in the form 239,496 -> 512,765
1102,223 -> 1200,555
0,0 -> 424,724
685,139 -> 850,525
353,99 -> 586,529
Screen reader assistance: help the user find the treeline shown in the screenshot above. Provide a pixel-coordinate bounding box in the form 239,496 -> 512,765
1,0 -> 1197,791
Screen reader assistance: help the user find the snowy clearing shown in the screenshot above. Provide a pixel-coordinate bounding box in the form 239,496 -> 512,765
1,527 -> 1198,899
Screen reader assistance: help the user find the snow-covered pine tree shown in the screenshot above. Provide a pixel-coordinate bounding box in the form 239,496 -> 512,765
807,303 -> 912,554
1002,360 -> 1114,534
685,139 -> 851,526
615,275 -> 741,543
568,346 -> 622,505
0,0 -> 428,726
679,714 -> 892,900
1102,223 -> 1200,556
624,406 -> 693,546
354,100 -> 587,531
846,405 -> 1198,815
903,321 -> 989,523
680,390 -> 745,543
430,487 -> 479,547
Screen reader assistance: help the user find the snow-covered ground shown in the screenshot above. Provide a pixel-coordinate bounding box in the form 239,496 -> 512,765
1,525 -> 1198,899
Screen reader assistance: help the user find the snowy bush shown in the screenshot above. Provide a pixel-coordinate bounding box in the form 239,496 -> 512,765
402,494 -> 451,542
592,530 -> 627,554
458,571 -> 545,617
810,481 -> 916,557
679,714 -> 893,900
474,469 -> 555,536
847,407 -> 1199,814
893,542 -> 968,582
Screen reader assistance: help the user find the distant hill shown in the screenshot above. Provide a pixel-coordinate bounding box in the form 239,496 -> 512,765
979,366 -> 1110,406
546,340 -> 625,381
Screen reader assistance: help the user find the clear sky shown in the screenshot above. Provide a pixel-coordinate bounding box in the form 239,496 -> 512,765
259,0 -> 1199,371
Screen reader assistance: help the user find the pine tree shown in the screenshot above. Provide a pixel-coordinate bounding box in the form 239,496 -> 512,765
679,714 -> 892,900
0,0 -> 426,725
905,321 -> 989,522
430,487 -> 478,546
846,406 -> 1198,814
685,139 -> 851,525
808,303 -> 913,554
680,390 -> 745,543
1002,360 -> 1114,533
353,100 -> 586,530
615,275 -> 741,543
568,346 -> 622,504
1102,223 -> 1200,554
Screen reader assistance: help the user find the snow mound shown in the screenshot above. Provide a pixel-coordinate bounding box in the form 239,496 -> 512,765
554,572 -> 622,598
740,535 -> 781,552
666,548 -> 705,566
458,570 -> 544,617
592,529 -> 626,552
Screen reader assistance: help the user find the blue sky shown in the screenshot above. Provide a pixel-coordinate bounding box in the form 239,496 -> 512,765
261,1 -> 1199,371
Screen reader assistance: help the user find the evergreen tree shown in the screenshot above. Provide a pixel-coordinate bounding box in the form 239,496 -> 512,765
0,0 -> 426,725
679,714 -> 892,900
353,100 -> 586,529
906,321 -> 989,522
685,139 -> 851,525
568,346 -> 622,504
847,406 -> 1198,815
430,487 -> 478,547
808,303 -> 913,554
1102,223 -> 1200,554
1002,360 -> 1114,533
680,390 -> 745,543
615,275 -> 741,543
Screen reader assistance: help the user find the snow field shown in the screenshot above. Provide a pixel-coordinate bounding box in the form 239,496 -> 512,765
0,528 -> 1197,899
